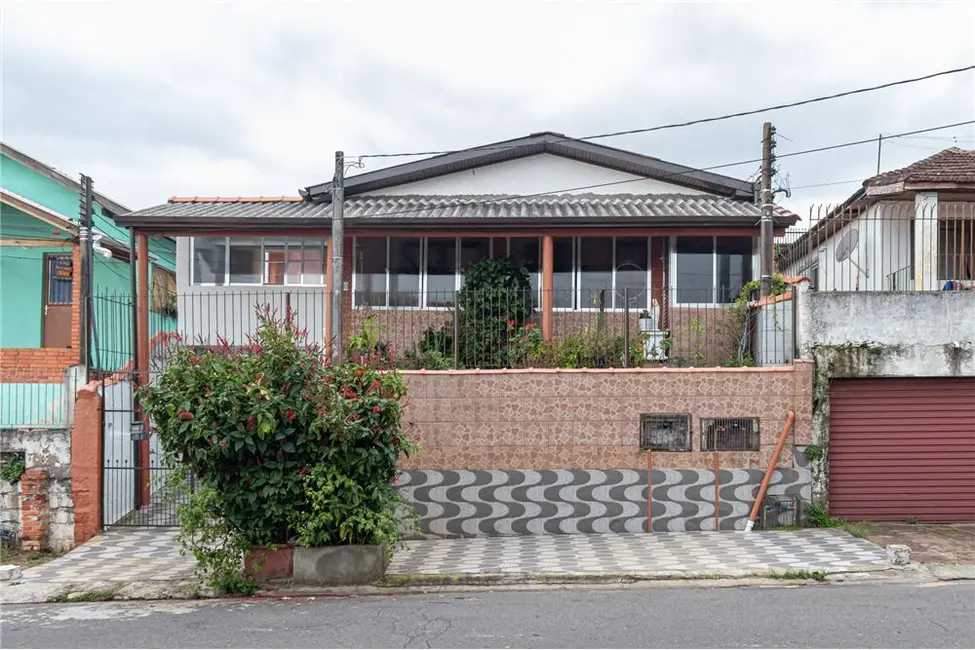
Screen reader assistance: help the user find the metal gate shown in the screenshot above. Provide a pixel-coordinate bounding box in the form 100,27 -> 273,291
100,371 -> 187,527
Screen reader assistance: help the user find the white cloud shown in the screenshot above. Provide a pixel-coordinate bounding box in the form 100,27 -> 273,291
2,0 -> 973,214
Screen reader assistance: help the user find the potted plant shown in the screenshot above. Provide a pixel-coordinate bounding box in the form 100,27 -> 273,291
638,309 -> 654,332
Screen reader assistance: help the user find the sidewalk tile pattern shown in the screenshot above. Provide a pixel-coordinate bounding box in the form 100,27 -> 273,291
388,529 -> 888,574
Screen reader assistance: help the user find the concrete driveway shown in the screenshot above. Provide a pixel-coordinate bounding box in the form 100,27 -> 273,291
862,523 -> 975,564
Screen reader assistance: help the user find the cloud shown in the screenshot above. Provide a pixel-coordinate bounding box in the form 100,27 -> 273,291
2,0 -> 973,217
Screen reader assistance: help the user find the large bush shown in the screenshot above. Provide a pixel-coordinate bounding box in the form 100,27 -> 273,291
456,258 -> 534,368
141,308 -> 415,548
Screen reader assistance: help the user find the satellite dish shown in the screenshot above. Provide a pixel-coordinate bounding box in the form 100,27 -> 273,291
835,228 -> 868,277
614,261 -> 647,305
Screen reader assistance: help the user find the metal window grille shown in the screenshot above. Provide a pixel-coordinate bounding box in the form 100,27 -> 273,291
639,413 -> 692,451
700,417 -> 760,451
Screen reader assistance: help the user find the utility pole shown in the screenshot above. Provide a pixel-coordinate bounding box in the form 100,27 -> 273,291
129,228 -> 139,379
78,175 -> 94,378
330,151 -> 345,365
759,122 -> 775,297
876,133 -> 883,174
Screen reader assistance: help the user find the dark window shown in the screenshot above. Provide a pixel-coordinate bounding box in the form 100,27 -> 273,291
426,237 -> 456,307
193,237 -> 226,285
640,414 -> 692,451
716,237 -> 753,303
48,256 -> 73,304
701,418 -> 760,451
460,238 -> 491,272
615,237 -> 648,309
674,236 -> 714,304
579,237 -> 613,310
229,240 -> 262,284
389,237 -> 421,307
355,238 -> 387,307
553,237 -> 574,308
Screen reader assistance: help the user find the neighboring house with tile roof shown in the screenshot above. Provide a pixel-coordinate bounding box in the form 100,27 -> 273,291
780,147 -> 975,292
117,131 -> 799,365
0,142 -> 178,426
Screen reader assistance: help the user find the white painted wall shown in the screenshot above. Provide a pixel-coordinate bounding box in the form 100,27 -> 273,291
358,154 -> 709,196
785,202 -> 913,291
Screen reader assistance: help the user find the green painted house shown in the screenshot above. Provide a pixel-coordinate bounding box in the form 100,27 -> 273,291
0,142 -> 177,426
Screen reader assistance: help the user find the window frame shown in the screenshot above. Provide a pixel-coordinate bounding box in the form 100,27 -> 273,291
669,235 -> 757,307
190,237 -> 328,287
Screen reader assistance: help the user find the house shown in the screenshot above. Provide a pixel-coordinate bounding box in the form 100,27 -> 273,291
105,132 -> 822,536
0,142 -> 178,427
118,132 -> 799,368
778,147 -> 975,525
780,147 -> 975,292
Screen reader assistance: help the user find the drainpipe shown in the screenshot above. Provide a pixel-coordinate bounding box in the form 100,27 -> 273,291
745,410 -> 795,532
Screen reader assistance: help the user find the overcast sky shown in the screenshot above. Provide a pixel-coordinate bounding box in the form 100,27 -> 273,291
3,1 -> 974,220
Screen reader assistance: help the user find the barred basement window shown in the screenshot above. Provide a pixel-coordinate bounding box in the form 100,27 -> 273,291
639,414 -> 692,451
701,418 -> 760,451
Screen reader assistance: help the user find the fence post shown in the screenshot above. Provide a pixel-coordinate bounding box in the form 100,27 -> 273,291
623,287 -> 630,368
452,303 -> 460,370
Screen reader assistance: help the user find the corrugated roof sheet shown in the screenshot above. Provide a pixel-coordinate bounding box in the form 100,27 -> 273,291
866,147 -> 975,186
125,193 -> 797,223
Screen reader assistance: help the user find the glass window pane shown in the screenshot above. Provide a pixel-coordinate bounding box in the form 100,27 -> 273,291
716,237 -> 753,303
426,237 -> 456,307
389,237 -> 420,307
286,246 -> 303,284
229,240 -> 261,284
460,238 -> 490,272
301,242 -> 325,285
553,237 -> 574,309
490,237 -> 508,260
355,238 -> 387,307
675,236 -> 714,304
579,237 -> 613,309
509,237 -> 540,293
615,237 -> 648,309
264,240 -> 286,285
192,237 -> 226,285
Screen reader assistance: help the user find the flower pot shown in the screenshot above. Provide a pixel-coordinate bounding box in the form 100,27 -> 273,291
293,545 -> 389,586
244,545 -> 294,581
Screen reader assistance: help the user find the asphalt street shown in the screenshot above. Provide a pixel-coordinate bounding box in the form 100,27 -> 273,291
2,582 -> 973,648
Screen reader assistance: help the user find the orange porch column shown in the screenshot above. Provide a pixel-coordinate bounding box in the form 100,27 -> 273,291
541,235 -> 554,341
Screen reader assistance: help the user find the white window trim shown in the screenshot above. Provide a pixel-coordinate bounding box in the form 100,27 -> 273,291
669,235 -> 756,307
570,236 -> 653,313
190,237 -> 328,287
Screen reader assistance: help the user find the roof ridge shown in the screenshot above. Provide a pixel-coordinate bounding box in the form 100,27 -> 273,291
168,196 -> 302,204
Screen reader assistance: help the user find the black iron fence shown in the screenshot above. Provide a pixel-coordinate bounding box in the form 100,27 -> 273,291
776,202 -> 975,292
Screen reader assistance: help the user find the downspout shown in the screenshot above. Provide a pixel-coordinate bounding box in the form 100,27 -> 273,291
745,410 -> 796,532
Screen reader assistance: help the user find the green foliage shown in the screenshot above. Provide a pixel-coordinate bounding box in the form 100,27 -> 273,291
141,307 -> 415,548
905,515 -> 919,525
402,324 -> 454,370
1,455 -> 25,484
456,259 -> 534,368
724,273 -> 791,366
803,443 -> 824,462
346,313 -> 392,365
167,471 -> 258,595
295,465 -> 415,553
506,321 -> 544,366
804,502 -> 843,528
765,569 -> 828,582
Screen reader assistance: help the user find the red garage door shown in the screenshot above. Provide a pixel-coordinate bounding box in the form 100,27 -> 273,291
829,377 -> 975,523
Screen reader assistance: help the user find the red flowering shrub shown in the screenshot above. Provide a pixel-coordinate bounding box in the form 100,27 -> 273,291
141,307 -> 415,547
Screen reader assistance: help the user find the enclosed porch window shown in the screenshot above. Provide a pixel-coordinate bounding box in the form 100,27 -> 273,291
191,237 -> 327,286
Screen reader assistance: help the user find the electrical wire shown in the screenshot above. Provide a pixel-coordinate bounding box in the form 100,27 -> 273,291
353,64 -> 975,159
332,118 -> 975,220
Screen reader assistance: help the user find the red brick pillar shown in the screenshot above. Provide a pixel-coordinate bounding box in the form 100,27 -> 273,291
20,469 -> 49,552
71,384 -> 103,545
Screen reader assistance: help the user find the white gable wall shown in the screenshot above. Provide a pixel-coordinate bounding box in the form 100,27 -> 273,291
358,154 -> 709,196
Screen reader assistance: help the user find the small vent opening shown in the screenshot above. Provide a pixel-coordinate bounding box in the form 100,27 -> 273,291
639,413 -> 692,451
701,417 -> 760,451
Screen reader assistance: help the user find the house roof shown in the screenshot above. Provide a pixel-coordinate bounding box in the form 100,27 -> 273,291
302,132 -> 757,201
866,147 -> 975,189
1,141 -> 131,216
116,193 -> 799,231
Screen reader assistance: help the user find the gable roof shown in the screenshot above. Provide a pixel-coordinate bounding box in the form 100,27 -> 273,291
117,193 -> 799,231
301,132 -> 757,202
865,146 -> 975,192
1,141 -> 131,216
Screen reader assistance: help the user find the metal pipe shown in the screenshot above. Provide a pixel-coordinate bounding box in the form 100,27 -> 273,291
745,410 -> 796,531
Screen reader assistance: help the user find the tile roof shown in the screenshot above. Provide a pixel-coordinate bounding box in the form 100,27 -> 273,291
866,147 -> 975,187
123,193 -> 798,226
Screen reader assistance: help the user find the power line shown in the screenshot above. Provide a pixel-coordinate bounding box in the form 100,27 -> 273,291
788,179 -> 863,191
338,118 -> 975,220
355,64 -> 975,159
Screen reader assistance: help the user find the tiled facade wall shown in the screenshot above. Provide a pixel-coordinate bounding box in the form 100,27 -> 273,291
397,364 -> 813,535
